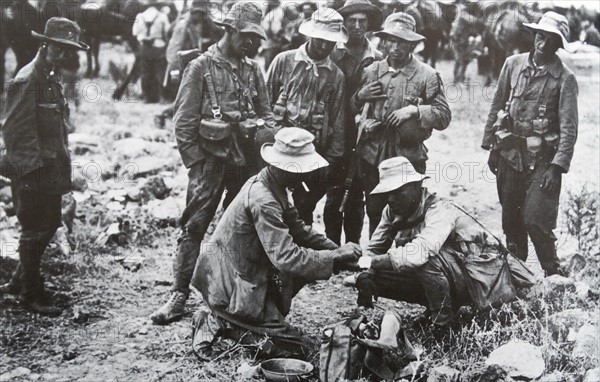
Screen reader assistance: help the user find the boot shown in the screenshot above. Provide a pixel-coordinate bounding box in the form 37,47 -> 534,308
22,294 -> 62,317
150,291 -> 188,325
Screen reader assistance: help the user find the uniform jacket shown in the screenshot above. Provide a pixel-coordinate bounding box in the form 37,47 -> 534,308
266,43 -> 346,162
190,167 -> 338,325
368,189 -> 498,271
174,44 -> 274,167
331,39 -> 384,153
482,52 -> 578,172
352,55 -> 451,166
166,13 -> 222,66
0,55 -> 71,194
132,6 -> 170,48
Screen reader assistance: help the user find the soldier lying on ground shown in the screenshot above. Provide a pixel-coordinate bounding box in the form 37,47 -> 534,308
190,128 -> 362,359
348,156 -> 535,333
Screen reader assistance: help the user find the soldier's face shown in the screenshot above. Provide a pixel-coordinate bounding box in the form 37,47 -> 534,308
45,43 -> 77,69
345,12 -> 368,40
382,35 -> 413,62
307,38 -> 336,61
387,181 -> 422,217
228,29 -> 260,59
534,31 -> 561,59
189,11 -> 203,24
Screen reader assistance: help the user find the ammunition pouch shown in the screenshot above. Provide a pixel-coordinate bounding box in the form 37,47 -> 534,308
237,118 -> 264,141
307,114 -> 325,147
395,118 -> 429,147
199,117 -> 232,141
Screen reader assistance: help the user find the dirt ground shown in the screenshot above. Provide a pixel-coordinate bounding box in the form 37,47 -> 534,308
0,43 -> 598,381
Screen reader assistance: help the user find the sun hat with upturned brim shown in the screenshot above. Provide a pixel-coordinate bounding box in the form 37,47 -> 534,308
261,127 -> 328,173
215,2 -> 267,40
299,7 -> 349,43
523,11 -> 574,53
32,17 -> 89,50
370,156 -> 427,194
374,12 -> 425,42
337,0 -> 383,32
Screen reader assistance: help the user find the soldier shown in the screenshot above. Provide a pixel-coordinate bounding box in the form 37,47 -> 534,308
0,18 -> 89,316
190,128 -> 361,359
154,0 -> 224,128
266,7 -> 348,230
482,12 -> 578,276
352,12 -> 451,236
132,1 -> 170,103
150,2 -> 274,325
327,0 -> 383,245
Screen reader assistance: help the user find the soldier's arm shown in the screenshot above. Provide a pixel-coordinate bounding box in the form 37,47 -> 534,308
366,206 -> 396,255
173,59 -> 204,168
350,68 -> 371,114
417,72 -> 451,131
481,59 -> 512,150
265,53 -> 284,109
251,61 -> 275,129
325,73 -> 346,162
551,72 -> 578,173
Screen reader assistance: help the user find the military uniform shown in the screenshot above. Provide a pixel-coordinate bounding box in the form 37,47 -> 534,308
172,43 -> 274,297
482,52 -> 578,274
0,55 -> 72,302
266,42 -> 346,227
352,55 -> 451,235
326,39 -> 383,244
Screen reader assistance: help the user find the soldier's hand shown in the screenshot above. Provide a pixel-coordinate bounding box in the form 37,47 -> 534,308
386,105 -> 418,128
331,243 -> 362,263
540,165 -> 562,194
357,82 -> 386,102
356,273 -> 377,309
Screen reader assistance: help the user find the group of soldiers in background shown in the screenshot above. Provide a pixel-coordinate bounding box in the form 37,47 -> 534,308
0,0 -> 580,360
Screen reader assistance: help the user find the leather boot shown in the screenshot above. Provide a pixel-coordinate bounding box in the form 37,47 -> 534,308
150,291 -> 188,325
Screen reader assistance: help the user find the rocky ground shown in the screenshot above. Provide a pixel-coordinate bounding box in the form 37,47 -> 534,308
0,44 -> 599,381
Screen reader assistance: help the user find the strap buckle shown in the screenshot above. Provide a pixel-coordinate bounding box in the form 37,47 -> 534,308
211,107 -> 222,120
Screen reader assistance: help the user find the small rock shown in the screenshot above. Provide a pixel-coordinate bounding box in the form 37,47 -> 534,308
0,186 -> 12,204
63,349 -> 78,361
584,367 -> 600,382
485,340 -> 544,380
572,324 -> 600,368
125,156 -> 168,178
575,282 -> 590,300
427,365 -> 461,382
547,309 -> 591,341
138,326 -> 149,335
139,176 -> 170,202
0,367 -> 31,381
147,197 -> 182,223
535,371 -> 565,382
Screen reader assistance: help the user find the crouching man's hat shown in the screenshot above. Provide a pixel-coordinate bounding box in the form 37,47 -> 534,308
32,17 -> 89,50
261,128 -> 328,173
371,156 -> 427,194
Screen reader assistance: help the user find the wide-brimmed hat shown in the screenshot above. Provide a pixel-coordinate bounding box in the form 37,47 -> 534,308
299,7 -> 349,43
297,1 -> 318,12
32,17 -> 89,50
338,0 -> 383,31
523,11 -> 573,53
374,12 -> 425,42
215,2 -> 266,40
371,156 -> 426,194
261,128 -> 328,173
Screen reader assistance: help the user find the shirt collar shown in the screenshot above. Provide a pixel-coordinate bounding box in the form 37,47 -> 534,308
294,42 -> 336,75
524,51 -> 562,79
377,54 -> 418,79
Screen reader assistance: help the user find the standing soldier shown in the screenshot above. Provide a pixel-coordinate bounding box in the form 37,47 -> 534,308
132,1 -> 170,103
150,2 -> 274,325
352,12 -> 451,236
154,0 -> 224,128
266,7 -> 348,231
482,12 -> 578,276
0,18 -> 89,315
328,0 -> 383,245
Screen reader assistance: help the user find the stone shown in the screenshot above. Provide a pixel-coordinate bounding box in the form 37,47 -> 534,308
572,324 -> 600,368
547,308 -> 592,341
0,367 -> 31,381
147,197 -> 182,223
485,340 -> 545,380
575,282 -> 591,300
584,367 -> 600,382
537,371 -> 566,382
0,186 -> 11,204
427,365 -> 461,382
124,156 -> 168,179
139,176 -> 170,202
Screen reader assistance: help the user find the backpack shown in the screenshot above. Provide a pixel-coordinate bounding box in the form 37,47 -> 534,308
319,316 -> 369,382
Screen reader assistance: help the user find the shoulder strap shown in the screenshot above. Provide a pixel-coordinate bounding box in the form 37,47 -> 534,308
203,58 -> 222,119
449,202 -> 509,256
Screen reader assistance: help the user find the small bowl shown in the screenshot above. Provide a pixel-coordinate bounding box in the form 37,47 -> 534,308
260,358 -> 314,382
